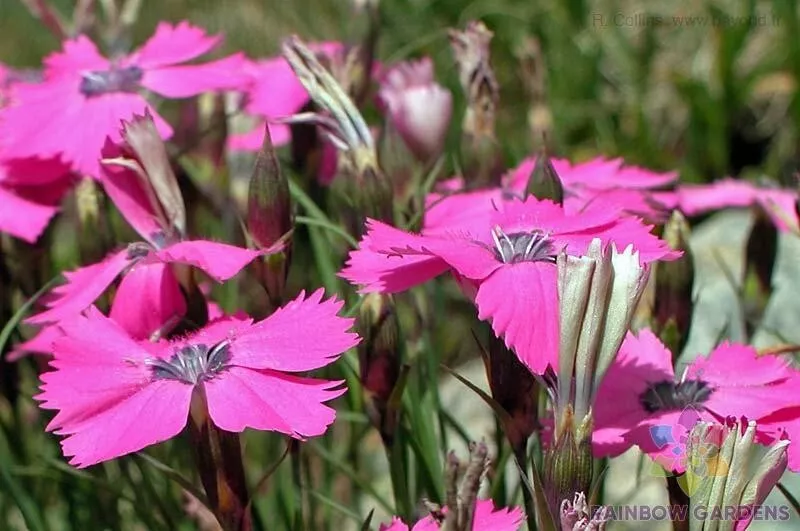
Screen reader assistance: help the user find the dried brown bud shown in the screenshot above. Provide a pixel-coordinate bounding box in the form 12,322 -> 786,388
449,21 -> 503,187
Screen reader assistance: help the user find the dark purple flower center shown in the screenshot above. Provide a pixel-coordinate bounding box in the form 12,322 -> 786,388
79,65 -> 143,96
491,226 -> 555,264
639,379 -> 713,413
148,342 -> 231,385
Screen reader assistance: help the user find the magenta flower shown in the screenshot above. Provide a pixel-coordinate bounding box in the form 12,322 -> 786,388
379,499 -> 523,531
0,22 -> 248,177
228,42 -> 343,151
341,197 -> 676,374
37,290 -> 359,468
663,178 -> 799,232
0,156 -> 73,242
377,57 -> 453,162
592,328 -> 800,472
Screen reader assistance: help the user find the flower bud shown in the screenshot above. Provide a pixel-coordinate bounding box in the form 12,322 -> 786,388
745,207 -> 778,295
653,211 -> 694,358
525,153 -> 564,205
120,112 -> 186,237
357,293 -> 401,443
544,406 -> 594,523
247,124 -> 292,308
378,58 -> 453,163
483,333 -> 539,454
449,21 -> 503,187
686,420 -> 788,530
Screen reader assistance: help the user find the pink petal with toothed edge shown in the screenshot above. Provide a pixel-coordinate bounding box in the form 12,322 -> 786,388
230,289 -> 359,372
140,54 -> 250,98
0,187 -> 58,242
205,368 -> 344,437
129,21 -> 221,69
340,219 -> 451,293
7,325 -> 63,361
109,262 -> 187,340
26,250 -> 132,325
43,35 -> 109,77
155,240 -> 261,282
475,262 -> 559,375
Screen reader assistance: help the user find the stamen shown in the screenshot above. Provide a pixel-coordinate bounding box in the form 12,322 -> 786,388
148,342 -> 232,385
80,65 -> 143,96
639,379 -> 714,413
490,226 -> 555,264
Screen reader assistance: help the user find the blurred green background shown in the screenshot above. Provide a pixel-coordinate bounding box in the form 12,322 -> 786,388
1,0 -> 798,184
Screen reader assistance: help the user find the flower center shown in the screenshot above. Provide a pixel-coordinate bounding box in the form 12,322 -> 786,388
639,379 -> 713,413
491,226 -> 555,264
79,65 -> 143,96
148,342 -> 231,385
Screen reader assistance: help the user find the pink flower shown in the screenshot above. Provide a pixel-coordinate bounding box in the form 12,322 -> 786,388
664,178 -> 799,232
379,499 -> 523,531
592,328 -> 800,472
228,42 -> 343,151
36,290 -> 359,468
377,57 -> 453,162
0,22 -> 248,177
341,197 -> 676,374
0,156 -> 74,242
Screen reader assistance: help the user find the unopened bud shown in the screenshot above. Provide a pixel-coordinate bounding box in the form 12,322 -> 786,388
358,293 -> 401,443
745,207 -> 778,295
484,333 -> 539,453
653,211 -> 694,358
247,124 -> 292,308
525,153 -> 564,204
119,112 -> 186,236
544,406 -> 594,523
449,21 -> 503,187
378,58 -> 453,163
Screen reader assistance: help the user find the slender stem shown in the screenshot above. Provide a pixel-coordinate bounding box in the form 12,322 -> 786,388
666,475 -> 689,531
290,440 -> 305,531
513,443 -> 539,531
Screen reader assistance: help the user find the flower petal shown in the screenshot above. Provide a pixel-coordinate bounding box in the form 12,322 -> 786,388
205,366 -> 344,438
130,21 -> 221,69
109,262 -> 187,340
140,54 -> 250,98
0,186 -> 58,242
475,262 -> 559,375
230,289 -> 359,371
155,240 -> 260,282
26,250 -> 132,325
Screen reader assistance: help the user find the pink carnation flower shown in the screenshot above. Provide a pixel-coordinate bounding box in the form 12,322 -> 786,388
228,42 -> 343,151
0,22 -> 248,177
379,499 -> 523,531
593,328 -> 800,472
341,197 -> 676,374
662,178 -> 799,232
37,290 -> 359,468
